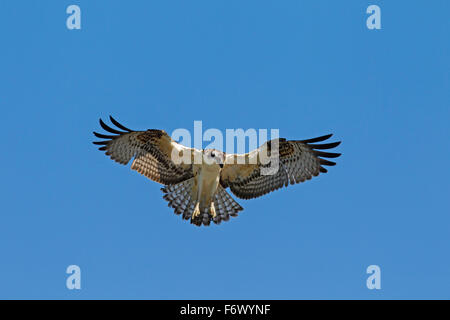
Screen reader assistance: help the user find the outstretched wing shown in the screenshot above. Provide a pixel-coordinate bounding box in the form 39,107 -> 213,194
93,116 -> 198,185
220,134 -> 341,199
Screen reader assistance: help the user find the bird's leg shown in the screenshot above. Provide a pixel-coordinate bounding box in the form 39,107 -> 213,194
210,202 -> 216,218
192,202 -> 200,219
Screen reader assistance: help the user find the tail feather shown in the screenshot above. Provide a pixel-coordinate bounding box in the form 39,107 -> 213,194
182,201 -> 195,221
161,180 -> 243,226
162,178 -> 194,217
211,186 -> 243,225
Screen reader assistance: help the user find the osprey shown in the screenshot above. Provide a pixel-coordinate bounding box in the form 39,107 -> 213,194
93,116 -> 341,226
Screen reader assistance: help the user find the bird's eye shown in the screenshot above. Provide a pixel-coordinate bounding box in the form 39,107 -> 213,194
211,152 -> 215,157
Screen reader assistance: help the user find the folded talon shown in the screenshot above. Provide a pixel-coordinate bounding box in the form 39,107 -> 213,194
192,202 -> 200,219
210,202 -> 216,218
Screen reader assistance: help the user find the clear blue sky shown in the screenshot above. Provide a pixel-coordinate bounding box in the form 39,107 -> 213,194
0,1 -> 449,299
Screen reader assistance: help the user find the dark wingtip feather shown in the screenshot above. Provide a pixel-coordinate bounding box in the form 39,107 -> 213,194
93,141 -> 109,145
93,118 -> 133,152
93,131 -> 116,139
109,116 -> 133,132
300,134 -> 333,144
333,141 -> 341,147
313,151 -> 342,158
319,159 -> 337,166
308,141 -> 341,150
99,118 -> 124,134
304,136 -> 341,172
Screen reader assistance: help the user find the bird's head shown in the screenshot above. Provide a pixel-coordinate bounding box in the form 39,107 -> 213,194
203,149 -> 225,168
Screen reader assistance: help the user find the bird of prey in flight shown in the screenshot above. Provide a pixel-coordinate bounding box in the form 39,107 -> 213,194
93,116 -> 341,226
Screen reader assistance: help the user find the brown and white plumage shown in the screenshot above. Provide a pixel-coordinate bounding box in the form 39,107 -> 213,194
93,116 -> 341,227
220,136 -> 341,199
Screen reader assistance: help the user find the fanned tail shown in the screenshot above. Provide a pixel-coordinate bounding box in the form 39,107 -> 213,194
211,186 -> 243,225
161,178 -> 196,222
161,181 -> 243,227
